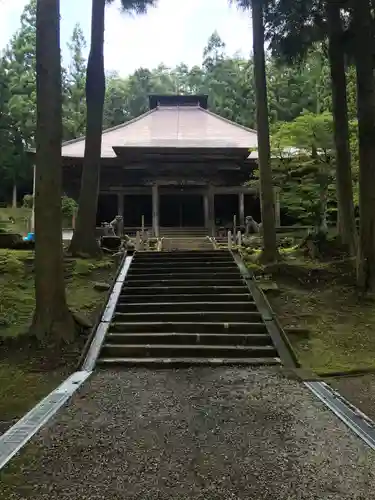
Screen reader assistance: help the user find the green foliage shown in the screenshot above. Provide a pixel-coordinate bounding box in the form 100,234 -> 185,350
63,24 -> 87,139
22,194 -> 77,221
250,112 -> 338,228
0,0 -> 36,198
61,195 -> 77,220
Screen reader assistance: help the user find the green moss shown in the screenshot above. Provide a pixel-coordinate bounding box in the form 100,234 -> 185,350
0,249 -> 115,435
0,207 -> 31,236
0,363 -> 63,423
0,250 -> 114,338
268,270 -> 375,374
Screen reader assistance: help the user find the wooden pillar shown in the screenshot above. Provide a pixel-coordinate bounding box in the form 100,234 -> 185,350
204,193 -> 209,229
239,192 -> 245,226
274,188 -> 281,227
208,184 -> 215,236
152,183 -> 159,237
117,192 -> 124,236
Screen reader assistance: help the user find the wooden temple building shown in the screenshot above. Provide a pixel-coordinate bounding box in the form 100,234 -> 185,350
60,94 -> 280,236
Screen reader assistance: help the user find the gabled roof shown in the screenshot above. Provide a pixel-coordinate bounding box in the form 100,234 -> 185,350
149,94 -> 208,109
61,102 -> 258,159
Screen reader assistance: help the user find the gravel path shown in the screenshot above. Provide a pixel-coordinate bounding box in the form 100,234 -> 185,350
2,367 -> 375,499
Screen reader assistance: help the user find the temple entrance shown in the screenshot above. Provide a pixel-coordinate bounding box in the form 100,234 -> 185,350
123,195 -> 152,227
244,194 -> 261,223
214,194 -> 238,227
160,194 -> 204,227
96,194 -> 118,225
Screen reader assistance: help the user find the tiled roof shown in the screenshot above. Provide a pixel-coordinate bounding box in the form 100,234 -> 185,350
61,106 -> 258,158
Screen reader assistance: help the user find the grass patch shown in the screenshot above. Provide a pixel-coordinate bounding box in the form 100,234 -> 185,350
264,253 -> 375,374
0,207 -> 31,236
0,249 -> 116,431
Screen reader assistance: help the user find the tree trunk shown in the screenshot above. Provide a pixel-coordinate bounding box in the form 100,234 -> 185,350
353,0 -> 375,292
251,0 -> 278,262
31,0 -> 75,343
318,187 -> 328,234
12,182 -> 17,208
326,0 -> 357,256
69,0 -> 106,257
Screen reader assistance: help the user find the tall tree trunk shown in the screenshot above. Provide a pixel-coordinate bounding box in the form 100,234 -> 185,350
353,0 -> 375,292
326,0 -> 357,256
251,0 -> 278,262
12,182 -> 17,208
69,0 -> 106,257
31,0 -> 75,343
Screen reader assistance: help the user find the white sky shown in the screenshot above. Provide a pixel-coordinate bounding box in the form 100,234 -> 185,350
0,0 -> 252,76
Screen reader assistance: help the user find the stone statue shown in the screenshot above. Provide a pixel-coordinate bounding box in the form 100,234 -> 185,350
245,216 -> 261,235
102,222 -> 115,236
109,215 -> 123,237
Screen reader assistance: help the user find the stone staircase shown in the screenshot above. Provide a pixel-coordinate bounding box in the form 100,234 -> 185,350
160,227 -> 212,251
162,237 -> 214,251
97,250 -> 281,366
159,227 -> 208,237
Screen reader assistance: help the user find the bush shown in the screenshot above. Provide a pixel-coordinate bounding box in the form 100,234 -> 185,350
61,195 -> 78,220
22,194 -> 77,221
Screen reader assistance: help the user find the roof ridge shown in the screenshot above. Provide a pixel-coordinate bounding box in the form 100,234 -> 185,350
59,107 -> 158,148
199,107 -> 258,135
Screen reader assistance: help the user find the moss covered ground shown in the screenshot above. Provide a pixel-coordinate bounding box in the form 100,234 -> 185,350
0,249 -> 115,432
243,241 -> 375,375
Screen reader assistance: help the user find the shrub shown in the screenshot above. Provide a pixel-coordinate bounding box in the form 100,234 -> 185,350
61,195 -> 78,220
23,194 -> 77,221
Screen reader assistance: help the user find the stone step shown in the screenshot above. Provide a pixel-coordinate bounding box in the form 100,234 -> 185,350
162,241 -> 214,251
119,286 -> 249,296
106,332 -> 273,346
97,357 -> 281,367
126,271 -> 241,281
100,343 -> 277,359
132,259 -> 235,267
130,261 -> 237,270
97,249 -> 280,367
118,293 -> 253,303
115,301 -> 258,314
134,251 -> 229,260
122,278 -> 245,288
113,311 -> 263,323
108,321 -> 268,334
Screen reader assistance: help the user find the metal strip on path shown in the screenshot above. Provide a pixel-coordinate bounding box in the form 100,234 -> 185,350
0,256 -> 133,471
230,250 -> 375,451
305,381 -> 375,450
0,370 -> 91,470
82,255 -> 133,371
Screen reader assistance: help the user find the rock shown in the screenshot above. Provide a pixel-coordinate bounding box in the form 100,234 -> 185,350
93,281 -> 111,291
284,327 -> 310,338
257,280 -> 279,293
72,311 -> 93,329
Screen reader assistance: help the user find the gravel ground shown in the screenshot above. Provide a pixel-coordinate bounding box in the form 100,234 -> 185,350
2,367 -> 375,500
328,374 -> 375,422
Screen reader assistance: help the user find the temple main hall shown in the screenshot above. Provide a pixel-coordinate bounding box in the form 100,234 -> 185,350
60,94 -> 279,235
